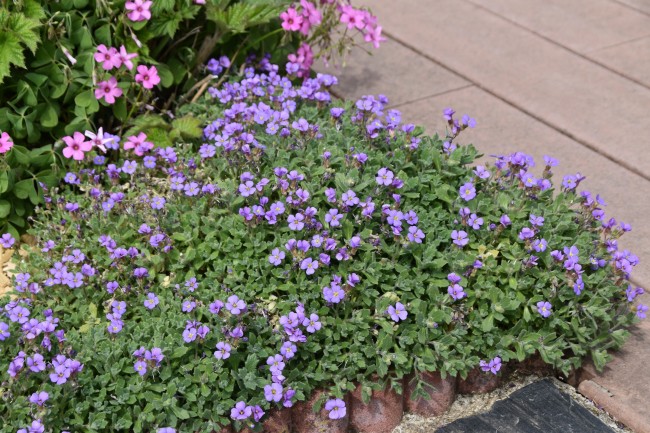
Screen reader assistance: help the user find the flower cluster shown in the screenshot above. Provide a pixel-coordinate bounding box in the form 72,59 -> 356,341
0,55 -> 644,432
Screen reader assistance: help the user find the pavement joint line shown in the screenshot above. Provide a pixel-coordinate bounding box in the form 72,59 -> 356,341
462,0 -> 650,91
586,33 -> 650,54
387,84 -> 476,109
381,30 -> 650,184
610,0 -> 650,18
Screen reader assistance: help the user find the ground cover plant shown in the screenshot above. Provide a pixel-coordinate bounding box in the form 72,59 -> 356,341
0,55 -> 646,432
0,0 -> 383,237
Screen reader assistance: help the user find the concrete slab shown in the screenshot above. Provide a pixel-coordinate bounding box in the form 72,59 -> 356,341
590,36 -> 650,88
579,299 -> 650,433
395,86 -> 650,286
364,0 -> 650,182
436,379 -> 616,433
613,0 -> 650,15
464,0 -> 650,53
315,39 -> 469,107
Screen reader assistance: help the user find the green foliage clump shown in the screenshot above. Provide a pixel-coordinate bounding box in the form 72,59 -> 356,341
0,61 -> 643,432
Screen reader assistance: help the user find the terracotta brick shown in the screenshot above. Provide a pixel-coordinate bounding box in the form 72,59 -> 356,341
404,371 -> 457,416
291,389 -> 349,433
350,381 -> 404,433
457,367 -> 501,394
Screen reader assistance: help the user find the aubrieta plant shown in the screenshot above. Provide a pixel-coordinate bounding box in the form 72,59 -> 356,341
0,55 -> 645,432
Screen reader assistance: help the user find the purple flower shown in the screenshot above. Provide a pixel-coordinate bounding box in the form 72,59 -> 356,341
29,391 -> 49,406
0,322 -> 10,340
325,399 -> 347,420
323,283 -> 344,303
637,305 -> 648,319
239,181 -> 255,197
144,293 -> 159,309
134,360 -> 148,376
133,267 -> 149,278
181,300 -> 196,313
500,214 -> 511,227
376,168 -> 394,186
226,295 -> 246,315
468,214 -> 483,230
448,284 -> 466,300
325,209 -> 343,227
158,429 -> 176,433
264,383 -> 284,402
0,233 -> 16,248
562,175 -> 577,190
182,328 -> 197,343
288,213 -> 305,230
303,313 -> 322,333
145,347 -> 164,365
122,160 -> 137,174
387,302 -> 408,322
479,357 -> 502,374
300,257 -> 319,275
532,239 -> 548,252
107,320 -> 123,334
451,230 -> 469,247
151,196 -> 166,210
26,354 -> 46,372
529,214 -> 544,227
269,248 -> 285,266
9,306 -> 30,324
214,341 -> 232,360
537,301 -> 552,318
459,182 -> 476,201
231,401 -> 252,420
50,365 -> 71,385
518,228 -> 535,240
281,341 -> 297,359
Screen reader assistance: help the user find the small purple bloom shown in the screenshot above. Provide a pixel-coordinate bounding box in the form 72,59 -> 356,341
459,182 -> 476,201
451,230 -> 469,247
325,399 -> 347,420
537,301 -> 552,318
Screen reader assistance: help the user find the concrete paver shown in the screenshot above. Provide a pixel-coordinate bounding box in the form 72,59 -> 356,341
590,35 -> 650,88
363,0 -> 650,182
464,0 -> 650,88
318,39 -> 469,107
613,0 -> 650,15
579,305 -> 650,433
464,0 -> 650,53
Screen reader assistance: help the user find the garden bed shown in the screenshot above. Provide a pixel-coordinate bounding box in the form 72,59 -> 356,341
0,55 -> 645,433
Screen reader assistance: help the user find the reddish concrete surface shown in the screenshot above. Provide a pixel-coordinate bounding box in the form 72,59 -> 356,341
331,1 -> 650,430
364,0 -> 650,180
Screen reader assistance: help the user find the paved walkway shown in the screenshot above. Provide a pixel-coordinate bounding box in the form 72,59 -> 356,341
320,1 -> 650,431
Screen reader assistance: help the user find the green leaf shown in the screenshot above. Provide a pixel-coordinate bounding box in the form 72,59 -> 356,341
156,63 -> 174,88
39,104 -> 58,128
0,200 -> 10,218
171,115 -> 203,139
75,90 -> 95,107
0,172 -> 8,194
112,98 -> 127,121
13,179 -> 35,200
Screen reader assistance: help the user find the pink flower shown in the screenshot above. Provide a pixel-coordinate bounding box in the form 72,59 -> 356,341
287,43 -> 314,78
280,8 -> 303,32
126,0 -> 152,22
299,0 -> 322,35
85,128 -> 111,153
61,47 -> 77,65
117,45 -> 138,70
62,132 -> 92,161
194,0 -> 206,3
135,65 -> 161,89
0,132 -> 14,154
340,5 -> 365,30
94,45 -> 119,70
123,132 -> 154,156
364,25 -> 385,49
95,77 -> 123,104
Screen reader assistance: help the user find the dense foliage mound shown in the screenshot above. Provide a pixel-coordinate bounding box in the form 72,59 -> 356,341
0,57 -> 645,432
